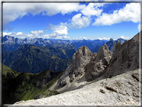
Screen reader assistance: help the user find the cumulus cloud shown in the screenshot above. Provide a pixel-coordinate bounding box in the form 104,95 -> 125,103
30,30 -> 44,38
3,23 -> 69,39
73,36 -> 93,40
55,36 -> 70,39
69,13 -> 91,29
3,3 -> 86,25
3,31 -> 25,38
48,23 -> 68,38
3,32 -> 13,36
120,35 -> 130,40
93,3 -> 140,26
81,3 -> 105,16
16,32 -> 23,35
3,30 -> 44,38
97,37 -> 110,40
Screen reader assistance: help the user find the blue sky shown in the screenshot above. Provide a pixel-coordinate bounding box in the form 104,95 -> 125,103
3,2 -> 141,40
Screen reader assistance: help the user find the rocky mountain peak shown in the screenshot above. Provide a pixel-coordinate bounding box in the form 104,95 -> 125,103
95,44 -> 112,62
76,46 -> 93,58
51,45 -> 112,92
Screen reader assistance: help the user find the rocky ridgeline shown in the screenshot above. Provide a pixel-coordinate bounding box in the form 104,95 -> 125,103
51,44 -> 113,92
51,32 -> 139,93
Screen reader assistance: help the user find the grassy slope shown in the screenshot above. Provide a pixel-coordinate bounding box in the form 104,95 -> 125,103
2,64 -> 65,104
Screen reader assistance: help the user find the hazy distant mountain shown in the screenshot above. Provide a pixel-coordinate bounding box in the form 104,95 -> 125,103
106,38 -> 127,52
3,44 -> 75,73
71,39 -> 107,50
91,44 -> 101,53
90,38 -> 126,53
3,35 -> 108,52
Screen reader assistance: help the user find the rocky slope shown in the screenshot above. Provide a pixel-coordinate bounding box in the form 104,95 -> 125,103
50,44 -> 112,93
11,69 -> 140,106
10,31 -> 140,106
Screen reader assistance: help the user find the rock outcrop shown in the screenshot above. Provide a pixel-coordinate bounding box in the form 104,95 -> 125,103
51,45 -> 112,92
84,44 -> 112,81
105,32 -> 139,78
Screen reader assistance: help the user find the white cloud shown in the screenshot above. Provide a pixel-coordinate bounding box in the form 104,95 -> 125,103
3,23 -> 69,39
97,37 -> 110,40
48,23 -> 68,38
69,13 -> 91,29
3,3 -> 86,25
93,3 -> 140,26
74,36 -> 93,40
81,3 -> 105,16
120,35 -> 130,40
16,32 -> 23,35
3,32 -> 12,36
55,36 -> 70,39
30,30 -> 44,38
3,32 -> 25,38
33,23 -> 69,39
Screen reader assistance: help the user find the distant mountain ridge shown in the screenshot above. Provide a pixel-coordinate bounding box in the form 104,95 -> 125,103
91,38 -> 127,53
2,35 -> 108,51
3,44 -> 75,73
105,38 -> 127,52
3,35 -> 126,53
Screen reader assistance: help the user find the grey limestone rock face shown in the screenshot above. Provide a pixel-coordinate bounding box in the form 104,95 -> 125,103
95,44 -> 112,62
84,44 -> 112,81
85,56 -> 112,81
105,32 -> 139,78
52,45 -> 113,91
51,31 -> 140,93
52,46 -> 95,91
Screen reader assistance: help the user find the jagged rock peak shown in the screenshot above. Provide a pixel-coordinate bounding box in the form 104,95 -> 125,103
95,44 -> 112,62
77,45 -> 93,56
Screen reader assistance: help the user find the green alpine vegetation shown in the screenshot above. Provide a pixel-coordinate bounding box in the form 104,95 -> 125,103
3,44 -> 75,73
2,64 -> 64,104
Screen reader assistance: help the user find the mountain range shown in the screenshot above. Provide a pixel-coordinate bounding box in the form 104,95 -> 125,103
2,35 -> 126,53
2,31 -> 140,106
2,35 -> 107,52
3,44 -> 75,73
